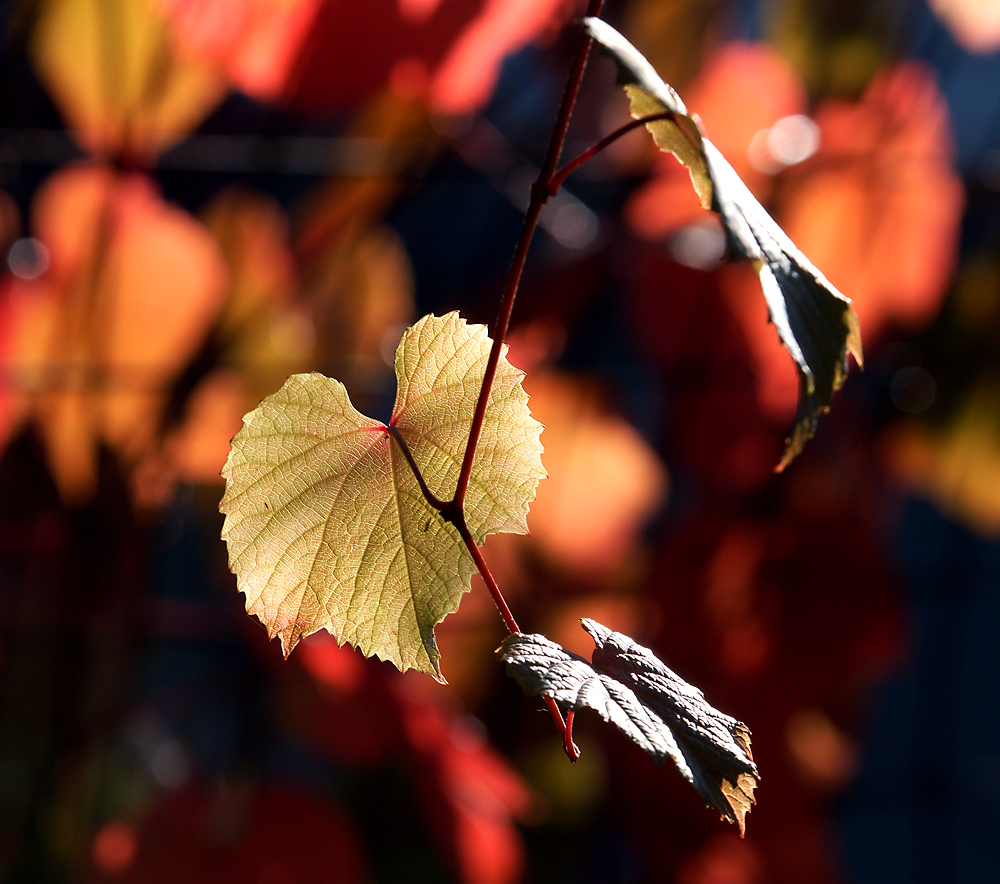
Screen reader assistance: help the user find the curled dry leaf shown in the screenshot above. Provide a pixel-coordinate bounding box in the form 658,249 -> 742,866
220,312 -> 545,681
498,619 -> 759,834
585,17 -> 861,470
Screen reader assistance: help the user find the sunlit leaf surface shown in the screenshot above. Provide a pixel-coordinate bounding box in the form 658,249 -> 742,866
220,312 -> 545,680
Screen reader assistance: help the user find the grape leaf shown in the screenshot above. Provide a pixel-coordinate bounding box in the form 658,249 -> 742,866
585,17 -> 862,470
498,619 -> 759,834
220,311 -> 545,681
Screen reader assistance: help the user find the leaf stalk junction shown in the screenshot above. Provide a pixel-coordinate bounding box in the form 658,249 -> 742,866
383,1 -> 616,761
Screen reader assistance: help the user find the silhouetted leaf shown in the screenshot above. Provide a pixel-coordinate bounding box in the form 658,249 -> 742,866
498,619 -> 758,833
220,312 -> 545,681
585,17 -> 862,470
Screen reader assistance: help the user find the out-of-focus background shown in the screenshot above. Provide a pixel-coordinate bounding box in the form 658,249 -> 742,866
1,0 -> 999,881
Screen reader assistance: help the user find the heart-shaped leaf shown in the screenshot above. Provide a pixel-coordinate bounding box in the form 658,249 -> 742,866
220,312 -> 545,681
498,619 -> 759,834
585,17 -> 862,470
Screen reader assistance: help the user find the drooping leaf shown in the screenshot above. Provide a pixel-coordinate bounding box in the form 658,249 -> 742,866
220,312 -> 545,681
498,619 -> 759,834
585,17 -> 862,470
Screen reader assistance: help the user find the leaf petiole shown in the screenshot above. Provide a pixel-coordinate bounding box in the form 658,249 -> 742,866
386,424 -> 447,511
562,708 -> 580,761
547,111 -> 675,197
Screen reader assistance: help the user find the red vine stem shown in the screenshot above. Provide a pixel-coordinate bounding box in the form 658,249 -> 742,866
548,111 -> 674,196
452,0 -> 606,511
452,516 -> 520,635
452,513 -> 578,761
393,4 -> 606,762
451,4 -> 605,759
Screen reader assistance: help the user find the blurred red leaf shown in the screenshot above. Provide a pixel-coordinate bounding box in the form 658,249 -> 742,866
159,0 -> 322,99
163,0 -> 575,115
296,635 -> 536,884
426,0 -> 574,115
89,782 -> 370,884
400,680 -> 535,884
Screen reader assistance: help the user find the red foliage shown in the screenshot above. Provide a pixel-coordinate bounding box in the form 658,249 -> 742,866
297,633 -> 536,884
162,0 -> 576,114
89,784 -> 370,884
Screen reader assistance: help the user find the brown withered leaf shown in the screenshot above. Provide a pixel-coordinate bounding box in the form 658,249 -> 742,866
498,619 -> 759,834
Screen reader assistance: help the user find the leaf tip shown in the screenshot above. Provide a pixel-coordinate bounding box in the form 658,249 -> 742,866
846,307 -> 864,370
277,625 -> 304,659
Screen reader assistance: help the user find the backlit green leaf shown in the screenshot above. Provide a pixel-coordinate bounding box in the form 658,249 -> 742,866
220,312 -> 545,681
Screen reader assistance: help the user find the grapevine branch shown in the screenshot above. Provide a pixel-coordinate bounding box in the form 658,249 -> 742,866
390,4 -> 605,761
452,0 -> 606,511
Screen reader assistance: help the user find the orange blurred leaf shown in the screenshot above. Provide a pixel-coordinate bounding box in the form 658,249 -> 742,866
778,62 -> 964,341
524,372 -> 667,576
1,164 -> 227,500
